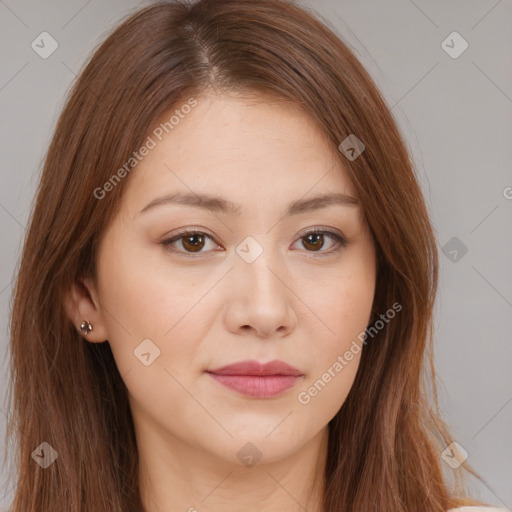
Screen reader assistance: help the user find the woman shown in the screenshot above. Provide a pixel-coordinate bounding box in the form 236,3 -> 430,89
5,0 -> 505,511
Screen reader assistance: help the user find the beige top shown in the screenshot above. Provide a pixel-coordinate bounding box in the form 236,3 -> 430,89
447,507 -> 509,511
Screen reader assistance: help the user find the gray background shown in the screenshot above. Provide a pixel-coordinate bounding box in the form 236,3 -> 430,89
1,0 -> 511,510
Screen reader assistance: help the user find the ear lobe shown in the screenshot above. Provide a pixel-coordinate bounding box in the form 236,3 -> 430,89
63,278 -> 109,343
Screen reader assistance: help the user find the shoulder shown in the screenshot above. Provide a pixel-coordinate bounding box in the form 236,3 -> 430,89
447,507 -> 508,512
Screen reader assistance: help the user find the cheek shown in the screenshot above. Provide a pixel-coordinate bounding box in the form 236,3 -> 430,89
295,248 -> 375,413
94,249 -> 199,427
96,233 -> 190,337
305,280 -> 369,398
295,292 -> 367,423
303,247 -> 375,351
95,237 -> 213,383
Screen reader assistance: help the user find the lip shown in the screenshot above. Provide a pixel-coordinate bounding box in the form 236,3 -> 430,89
206,359 -> 304,398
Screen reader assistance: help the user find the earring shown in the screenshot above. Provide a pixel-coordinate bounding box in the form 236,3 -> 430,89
79,320 -> 93,335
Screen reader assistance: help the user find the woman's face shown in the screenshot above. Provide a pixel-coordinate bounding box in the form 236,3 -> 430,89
90,92 -> 376,467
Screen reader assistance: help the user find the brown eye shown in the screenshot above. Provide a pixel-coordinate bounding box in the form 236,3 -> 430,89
181,233 -> 206,252
302,232 -> 325,251
293,229 -> 348,256
161,230 -> 219,257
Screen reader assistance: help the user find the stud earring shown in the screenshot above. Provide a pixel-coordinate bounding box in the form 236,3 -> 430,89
79,320 -> 93,335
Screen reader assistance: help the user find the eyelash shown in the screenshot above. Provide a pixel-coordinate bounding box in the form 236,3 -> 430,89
160,228 -> 348,259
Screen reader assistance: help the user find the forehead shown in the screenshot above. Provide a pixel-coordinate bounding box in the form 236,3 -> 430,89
120,92 -> 358,215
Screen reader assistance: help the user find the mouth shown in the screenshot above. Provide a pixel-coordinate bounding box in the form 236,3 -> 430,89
205,359 -> 304,398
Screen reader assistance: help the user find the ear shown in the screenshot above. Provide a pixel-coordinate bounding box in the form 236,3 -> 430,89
63,277 -> 109,343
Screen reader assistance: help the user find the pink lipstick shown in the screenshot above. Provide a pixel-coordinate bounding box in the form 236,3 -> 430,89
206,359 -> 303,398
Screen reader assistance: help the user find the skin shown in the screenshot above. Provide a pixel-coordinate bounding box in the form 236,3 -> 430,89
65,91 -> 377,512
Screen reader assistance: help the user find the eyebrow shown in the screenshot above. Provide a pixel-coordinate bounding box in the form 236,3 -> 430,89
137,191 -> 359,218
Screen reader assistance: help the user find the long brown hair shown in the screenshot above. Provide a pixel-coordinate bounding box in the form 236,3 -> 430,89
5,0 -> 489,510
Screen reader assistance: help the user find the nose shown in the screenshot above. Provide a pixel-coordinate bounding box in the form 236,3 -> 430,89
223,244 -> 298,339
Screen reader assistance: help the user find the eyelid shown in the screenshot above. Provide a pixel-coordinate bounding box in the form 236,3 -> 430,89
295,225 -> 346,241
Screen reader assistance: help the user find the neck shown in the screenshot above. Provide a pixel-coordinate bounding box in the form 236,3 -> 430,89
137,425 -> 329,512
